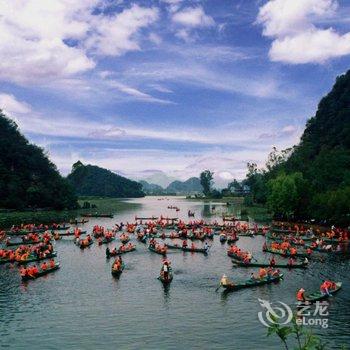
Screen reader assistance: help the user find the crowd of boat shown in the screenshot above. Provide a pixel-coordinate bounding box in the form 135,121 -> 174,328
0,218 -> 347,302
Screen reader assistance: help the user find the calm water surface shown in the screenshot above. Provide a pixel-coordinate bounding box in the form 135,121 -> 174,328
1,197 -> 349,349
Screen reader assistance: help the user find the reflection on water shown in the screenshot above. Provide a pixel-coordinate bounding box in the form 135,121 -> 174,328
0,196 -> 349,350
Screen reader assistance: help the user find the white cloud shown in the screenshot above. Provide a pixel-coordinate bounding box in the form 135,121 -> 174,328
257,0 -> 350,64
270,29 -> 350,64
85,5 -> 159,56
106,80 -> 174,104
0,1 -> 158,84
172,6 -> 214,28
0,93 -> 32,115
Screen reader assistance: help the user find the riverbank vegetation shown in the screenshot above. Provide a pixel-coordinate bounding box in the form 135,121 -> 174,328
242,71 -> 350,226
0,111 -> 78,211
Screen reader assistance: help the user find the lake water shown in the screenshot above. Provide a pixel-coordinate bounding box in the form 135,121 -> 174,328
1,197 -> 349,349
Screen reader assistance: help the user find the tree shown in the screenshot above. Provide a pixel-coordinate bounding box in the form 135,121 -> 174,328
200,170 -> 214,196
228,179 -> 242,193
267,172 -> 305,220
0,111 -> 78,210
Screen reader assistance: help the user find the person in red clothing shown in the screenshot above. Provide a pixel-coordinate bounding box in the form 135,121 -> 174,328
41,261 -> 48,271
297,288 -> 305,301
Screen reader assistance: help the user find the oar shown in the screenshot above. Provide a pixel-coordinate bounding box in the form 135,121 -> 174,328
215,283 -> 222,292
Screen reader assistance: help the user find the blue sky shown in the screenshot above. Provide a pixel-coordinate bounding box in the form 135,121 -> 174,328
1,0 -> 350,187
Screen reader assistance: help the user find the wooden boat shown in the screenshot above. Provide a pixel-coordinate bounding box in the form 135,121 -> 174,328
22,263 -> 60,281
221,273 -> 283,291
158,269 -> 173,284
99,237 -> 115,245
6,229 -> 46,236
302,282 -> 342,303
49,225 -> 70,231
231,258 -> 308,269
82,213 -> 113,218
266,233 -> 314,243
17,252 -> 57,265
165,243 -> 209,254
135,216 -> 158,220
106,246 -> 136,258
263,247 -> 308,258
77,240 -> 93,249
238,232 -> 254,237
57,230 -> 87,237
69,219 -> 89,224
271,228 -> 297,234
305,245 -> 348,255
120,236 -> 130,244
6,240 -> 42,247
111,263 -> 125,277
223,217 -> 236,222
323,238 -> 349,244
227,251 -> 252,261
148,245 -> 167,256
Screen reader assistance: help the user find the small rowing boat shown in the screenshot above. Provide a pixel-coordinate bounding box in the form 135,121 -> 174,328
221,273 -> 283,291
165,243 -> 209,254
231,258 -> 308,269
77,240 -> 93,249
263,247 -> 308,258
49,225 -> 70,231
17,252 -> 57,265
82,213 -> 114,218
111,262 -> 125,277
158,268 -> 173,284
6,240 -> 43,247
106,246 -> 136,258
148,245 -> 167,256
21,263 -> 60,281
56,231 -> 87,237
302,282 -> 342,303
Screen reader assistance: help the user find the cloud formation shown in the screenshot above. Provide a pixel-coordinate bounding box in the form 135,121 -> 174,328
0,1 -> 158,84
257,0 -> 350,64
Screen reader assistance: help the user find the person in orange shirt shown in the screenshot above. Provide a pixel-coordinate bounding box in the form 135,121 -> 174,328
259,268 -> 267,279
296,288 -> 306,302
49,259 -> 55,268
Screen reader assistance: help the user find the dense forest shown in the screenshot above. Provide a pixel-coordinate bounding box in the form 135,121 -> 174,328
243,71 -> 350,225
0,111 -> 78,210
67,161 -> 145,198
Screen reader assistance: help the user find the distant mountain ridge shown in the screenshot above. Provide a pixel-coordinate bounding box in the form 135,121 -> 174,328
140,177 -> 203,195
67,161 -> 145,198
166,177 -> 202,194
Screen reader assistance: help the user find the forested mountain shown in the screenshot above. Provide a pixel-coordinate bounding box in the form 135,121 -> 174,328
244,71 -> 350,225
166,177 -> 203,194
67,161 -> 145,198
0,112 -> 77,210
139,180 -> 167,195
